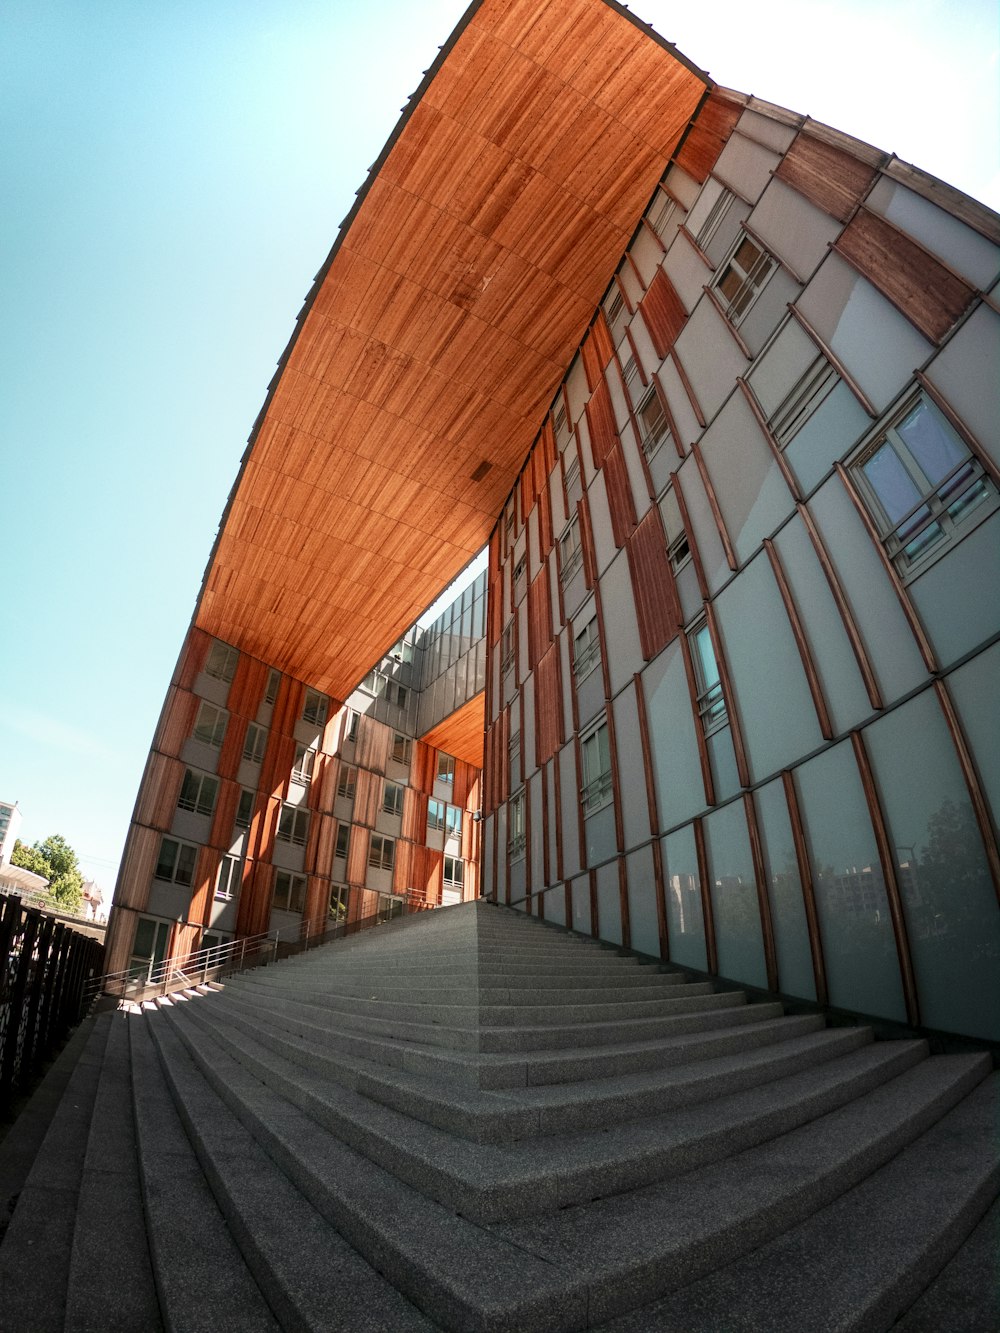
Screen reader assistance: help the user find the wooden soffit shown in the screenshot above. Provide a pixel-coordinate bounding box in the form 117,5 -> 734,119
195,0 -> 708,701
421,692 -> 488,769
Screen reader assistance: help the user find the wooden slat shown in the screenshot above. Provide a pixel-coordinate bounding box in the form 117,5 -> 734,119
420,693 -> 486,768
603,443 -> 637,548
639,268 -> 688,360
534,642 -> 563,769
674,92 -> 742,183
584,379 -> 618,469
834,208 -> 975,345
625,507 -> 679,661
774,132 -> 879,222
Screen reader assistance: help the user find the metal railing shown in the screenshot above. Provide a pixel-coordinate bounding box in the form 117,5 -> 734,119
89,896 -> 433,1005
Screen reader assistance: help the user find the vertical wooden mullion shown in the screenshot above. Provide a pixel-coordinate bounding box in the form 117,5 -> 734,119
633,673 -> 660,839
932,679 -> 1000,906
669,348 -> 707,428
691,443 -> 738,572
763,538 -> 834,740
693,817 -> 717,975
743,792 -> 778,992
618,855 -> 631,950
781,768 -> 828,1006
833,462 -> 938,673
672,472 -> 711,603
651,837 -> 669,960
850,729 -> 920,1027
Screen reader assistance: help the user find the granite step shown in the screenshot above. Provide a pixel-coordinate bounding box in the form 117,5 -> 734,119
163,998 -> 934,1222
892,1188 -> 1000,1332
0,1016 -> 114,1333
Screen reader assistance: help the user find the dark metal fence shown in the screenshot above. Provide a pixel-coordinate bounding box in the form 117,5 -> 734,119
0,894 -> 105,1114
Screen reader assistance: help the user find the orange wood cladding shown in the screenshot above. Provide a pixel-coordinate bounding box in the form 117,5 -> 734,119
154,688 -> 199,759
534,642 -> 564,769
135,753 -> 185,831
625,507 -> 679,661
420,692 -> 487,768
674,91 -> 742,183
194,0 -> 706,701
581,312 -> 615,391
527,567 -> 554,670
834,209 -> 975,345
584,379 -> 617,469
603,442 -> 638,548
175,628 -> 210,692
639,268 -> 688,360
774,133 -> 879,223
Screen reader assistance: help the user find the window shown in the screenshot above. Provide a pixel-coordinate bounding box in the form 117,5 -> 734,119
363,671 -> 378,694
389,640 -> 413,664
769,354 -> 839,447
508,730 -> 521,787
215,855 -> 241,901
437,754 -> 455,784
391,732 -> 412,764
553,400 -> 568,440
204,640 -> 238,683
662,486 -> 692,574
276,804 -> 310,847
573,615 -> 601,681
647,188 -> 676,239
273,870 -> 306,913
505,504 -> 516,537
264,668 -> 281,704
335,824 -> 349,860
581,718 -> 613,814
235,788 -> 254,830
386,681 -> 407,708
603,286 -> 627,341
445,805 -> 462,839
369,835 -> 395,871
177,769 -> 219,817
303,689 -> 328,726
560,516 -> 583,584
621,355 -> 642,406
155,837 -> 197,887
345,709 -> 359,743
689,618 -> 727,734
508,790 -> 526,857
443,856 -> 463,888
667,529 -> 691,574
713,233 -> 775,324
337,765 -> 357,800
291,745 -> 315,786
500,622 -> 515,676
193,701 -> 227,749
328,884 -> 348,923
637,389 -> 672,463
513,555 -> 526,599
850,394 -> 994,577
243,723 -> 267,764
383,782 -> 404,817
695,187 -> 735,251
427,798 -> 446,832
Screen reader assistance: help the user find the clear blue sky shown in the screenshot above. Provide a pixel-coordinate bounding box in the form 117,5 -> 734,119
2,0 -> 996,890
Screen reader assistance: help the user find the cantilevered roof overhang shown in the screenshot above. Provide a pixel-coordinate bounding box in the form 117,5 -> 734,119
195,0 -> 708,701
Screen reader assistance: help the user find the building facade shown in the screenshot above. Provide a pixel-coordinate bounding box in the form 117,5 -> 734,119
481,91 -> 1000,1043
106,0 -> 998,1044
105,576 -> 486,979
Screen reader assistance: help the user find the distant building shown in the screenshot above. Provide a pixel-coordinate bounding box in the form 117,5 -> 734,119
0,799 -> 22,865
0,798 -> 48,900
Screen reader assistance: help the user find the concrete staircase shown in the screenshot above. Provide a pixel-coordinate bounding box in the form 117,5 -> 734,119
0,899 -> 996,1331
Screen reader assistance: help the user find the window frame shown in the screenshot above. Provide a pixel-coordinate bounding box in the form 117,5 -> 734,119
177,769 -> 219,817
337,765 -> 357,800
383,782 -> 404,817
204,640 -> 239,684
391,732 -> 412,764
215,854 -> 241,901
263,667 -> 281,704
559,515 -> 583,585
848,391 -> 996,581
443,855 -> 464,889
273,870 -> 306,914
637,388 -> 672,463
155,836 -> 198,887
436,754 -> 455,785
573,615 -> 601,682
580,717 -> 613,815
427,798 -> 446,832
302,689 -> 328,726
368,834 -> 395,872
192,701 -> 227,749
242,722 -> 267,765
712,231 -> 776,326
234,788 -> 255,830
688,617 -> 728,736
508,789 -> 526,859
291,744 -> 315,786
335,824 -> 349,860
276,803 -> 310,847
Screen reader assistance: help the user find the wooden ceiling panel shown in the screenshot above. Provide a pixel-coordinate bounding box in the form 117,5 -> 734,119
420,692 -> 488,769
196,0 -> 707,703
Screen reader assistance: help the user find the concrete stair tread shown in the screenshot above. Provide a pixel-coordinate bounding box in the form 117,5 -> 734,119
487,1053 -> 991,1327
129,1014 -> 281,1333
201,993 -> 877,1142
204,986 -> 805,1090
164,1000 -> 936,1221
64,1014 -> 162,1333
0,1015 -> 115,1333
147,1015 -> 440,1331
892,1187 -> 1000,1331
593,1073 -> 1000,1332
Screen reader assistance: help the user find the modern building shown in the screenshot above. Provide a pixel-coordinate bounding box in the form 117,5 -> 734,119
0,800 -> 22,865
106,0 -> 998,1048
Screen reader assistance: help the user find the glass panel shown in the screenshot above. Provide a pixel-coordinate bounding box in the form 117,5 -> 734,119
703,802 -> 766,988
794,740 -> 906,1022
663,825 -> 707,971
861,443 -> 922,523
895,400 -> 965,487
865,691 -> 1000,1041
754,780 -> 816,1001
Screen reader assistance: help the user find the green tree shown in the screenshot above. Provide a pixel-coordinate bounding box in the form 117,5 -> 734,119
11,834 -> 85,913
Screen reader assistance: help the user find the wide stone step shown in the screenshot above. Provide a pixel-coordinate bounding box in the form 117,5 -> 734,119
129,1016 -> 280,1332
146,1014 -> 437,1331
200,986 -> 803,1090
63,1014 -> 161,1333
162,1000 -> 934,1222
593,1073 -> 1000,1331
892,1188 -> 1000,1332
0,1016 -> 113,1333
